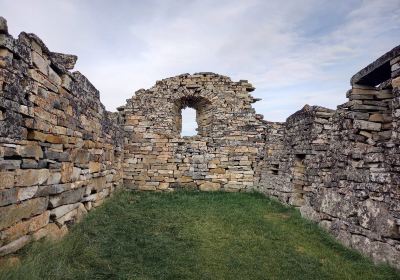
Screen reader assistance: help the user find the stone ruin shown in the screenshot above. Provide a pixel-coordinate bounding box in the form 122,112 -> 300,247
0,17 -> 399,269
119,73 -> 264,192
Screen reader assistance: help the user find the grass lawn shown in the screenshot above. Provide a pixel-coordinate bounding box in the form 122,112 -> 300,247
0,190 -> 399,280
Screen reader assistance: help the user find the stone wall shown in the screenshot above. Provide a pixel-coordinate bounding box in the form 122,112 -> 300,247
119,73 -> 265,192
1,16 -> 399,269
258,45 -> 400,269
0,17 -> 123,256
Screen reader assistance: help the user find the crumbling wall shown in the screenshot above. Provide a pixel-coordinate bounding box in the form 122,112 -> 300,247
120,73 -> 265,192
0,18 -> 123,256
258,106 -> 334,208
258,45 -> 400,268
1,16 -> 399,270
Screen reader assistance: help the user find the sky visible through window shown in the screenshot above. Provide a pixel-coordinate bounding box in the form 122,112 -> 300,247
181,107 -> 197,136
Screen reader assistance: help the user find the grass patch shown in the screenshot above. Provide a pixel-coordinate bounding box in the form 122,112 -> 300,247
0,190 -> 399,279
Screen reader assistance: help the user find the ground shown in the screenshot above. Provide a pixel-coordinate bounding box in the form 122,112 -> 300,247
0,191 -> 399,280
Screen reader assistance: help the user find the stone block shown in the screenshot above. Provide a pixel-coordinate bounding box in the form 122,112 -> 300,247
60,162 -> 74,183
353,120 -> 382,131
47,172 -> 61,184
358,200 -> 399,238
40,223 -> 68,241
318,190 -> 357,219
0,188 -> 17,206
45,134 -> 63,144
61,74 -> 72,90
210,168 -> 225,174
0,197 -> 48,230
0,17 -> 8,34
32,51 -> 49,75
27,130 -> 47,142
392,76 -> 400,88
0,172 -> 14,189
138,185 -> 157,191
89,176 -> 107,192
0,160 -> 21,170
15,169 -> 50,187
368,114 -> 384,123
21,159 -> 39,169
17,186 -> 38,201
16,144 -> 43,160
49,187 -> 85,208
48,66 -> 61,86
74,149 -> 90,164
0,235 -> 30,256
158,182 -> 170,190
55,208 -> 78,225
71,167 -> 81,181
199,181 -> 220,191
89,161 -> 101,173
36,183 -> 72,196
0,211 -> 49,243
50,203 -> 80,219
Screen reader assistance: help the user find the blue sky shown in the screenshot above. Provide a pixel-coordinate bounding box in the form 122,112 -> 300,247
1,0 -> 399,135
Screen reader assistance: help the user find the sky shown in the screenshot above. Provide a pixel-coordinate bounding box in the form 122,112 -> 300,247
1,0 -> 400,135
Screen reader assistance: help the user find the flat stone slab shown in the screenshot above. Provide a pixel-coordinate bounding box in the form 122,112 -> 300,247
351,45 -> 400,86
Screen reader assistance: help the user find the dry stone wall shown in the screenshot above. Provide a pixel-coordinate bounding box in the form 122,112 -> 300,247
258,45 -> 400,269
0,16 -> 399,269
0,17 -> 123,256
119,73 -> 265,192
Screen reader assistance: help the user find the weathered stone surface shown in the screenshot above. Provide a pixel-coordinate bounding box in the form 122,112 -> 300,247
0,16 -> 8,34
0,188 -> 17,207
0,235 -> 30,256
0,211 -> 49,243
50,203 -> 80,219
49,188 -> 85,208
60,162 -> 73,183
0,197 -> 48,230
17,186 -> 39,201
38,223 -> 68,241
199,182 -> 220,191
138,185 -> 157,191
35,183 -> 72,197
50,52 -> 77,70
89,161 -> 101,173
55,208 -> 78,225
357,200 -> 399,238
32,51 -> 49,75
15,169 -> 50,187
353,120 -> 382,131
0,172 -> 15,189
47,172 -> 62,185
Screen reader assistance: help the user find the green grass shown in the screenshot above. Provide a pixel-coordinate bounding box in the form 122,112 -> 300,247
0,190 -> 399,280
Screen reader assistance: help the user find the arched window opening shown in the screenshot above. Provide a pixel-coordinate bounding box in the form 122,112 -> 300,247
181,107 -> 198,137
173,96 -> 212,137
